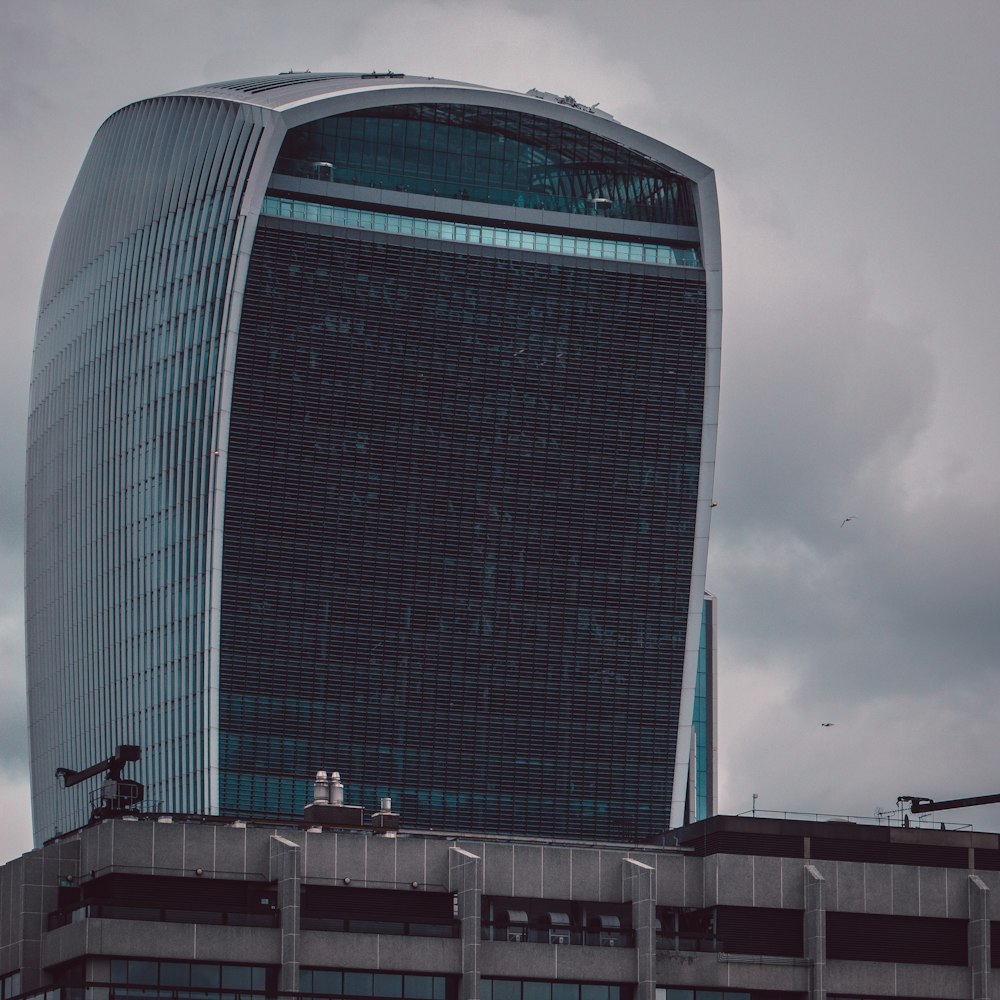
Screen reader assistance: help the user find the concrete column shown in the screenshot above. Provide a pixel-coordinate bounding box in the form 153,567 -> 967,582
623,858 -> 657,1000
12,853 -> 46,993
269,835 -> 302,994
449,847 -> 482,1000
969,874 -> 991,1000
804,864 -> 826,1000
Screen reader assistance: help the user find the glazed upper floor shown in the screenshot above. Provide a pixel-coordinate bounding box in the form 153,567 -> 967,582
164,72 -> 715,226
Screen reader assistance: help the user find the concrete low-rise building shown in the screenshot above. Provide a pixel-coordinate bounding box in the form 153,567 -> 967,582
1,812 -> 997,1000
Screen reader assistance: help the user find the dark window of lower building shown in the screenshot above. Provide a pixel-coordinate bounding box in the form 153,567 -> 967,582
811,837 -> 969,869
657,991 -> 748,1000
826,912 -> 967,965
107,960 -> 270,999
656,907 -> 717,951
300,885 -> 457,937
713,906 -> 804,958
300,970 -> 451,1000
989,921 -> 1000,966
0,973 -> 22,1000
49,874 -> 277,929
975,848 -> 1000,871
658,991 -> 799,1000
829,996 -> 950,1000
482,981 -> 627,1000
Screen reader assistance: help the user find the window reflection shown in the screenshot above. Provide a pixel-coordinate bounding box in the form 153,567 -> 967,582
275,104 -> 696,224
262,196 -> 700,268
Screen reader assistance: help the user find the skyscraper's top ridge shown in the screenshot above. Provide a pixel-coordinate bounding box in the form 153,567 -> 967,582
170,71 -> 419,103
198,72 -> 381,95
164,71 -> 527,110
168,72 -> 619,122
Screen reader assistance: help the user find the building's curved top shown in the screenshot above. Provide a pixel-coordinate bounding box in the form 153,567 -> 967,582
166,71 -> 614,118
155,71 -> 716,203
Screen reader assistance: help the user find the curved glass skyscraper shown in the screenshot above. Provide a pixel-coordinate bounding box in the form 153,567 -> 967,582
27,73 -> 721,843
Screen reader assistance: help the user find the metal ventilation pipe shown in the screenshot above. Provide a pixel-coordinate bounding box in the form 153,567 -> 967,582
313,770 -> 330,805
330,770 -> 345,806
372,794 -> 400,836
303,768 -> 364,828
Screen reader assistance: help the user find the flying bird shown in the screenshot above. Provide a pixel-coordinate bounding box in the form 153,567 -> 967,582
841,516 -> 857,527
821,722 -> 835,727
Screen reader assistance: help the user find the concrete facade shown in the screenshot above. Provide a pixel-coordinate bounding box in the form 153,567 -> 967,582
1,814 -> 999,1000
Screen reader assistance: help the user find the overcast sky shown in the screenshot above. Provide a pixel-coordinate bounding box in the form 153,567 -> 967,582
1,0 -> 999,859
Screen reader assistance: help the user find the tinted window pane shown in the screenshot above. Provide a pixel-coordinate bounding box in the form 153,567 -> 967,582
345,973 -> 374,996
191,965 -> 221,988
221,966 -> 252,990
524,984 -> 551,1000
159,964 -> 191,988
404,977 -> 433,1000
493,982 -> 520,1000
312,971 -> 343,994
127,962 -> 157,986
374,974 -> 403,997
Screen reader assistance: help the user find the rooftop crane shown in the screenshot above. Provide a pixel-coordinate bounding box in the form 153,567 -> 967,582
56,744 -> 144,821
897,792 -> 1000,815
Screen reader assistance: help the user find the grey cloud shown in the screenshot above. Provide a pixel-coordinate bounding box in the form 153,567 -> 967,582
2,1 -> 999,858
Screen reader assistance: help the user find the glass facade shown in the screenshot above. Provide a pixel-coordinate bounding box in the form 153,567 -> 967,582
275,104 -> 697,223
218,210 -> 706,835
26,95 -> 264,839
108,960 -> 267,999
657,992 -> 747,1000
692,593 -> 717,822
27,76 -> 719,843
300,970 -> 449,1000
483,982 -> 623,1000
262,196 -> 701,267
